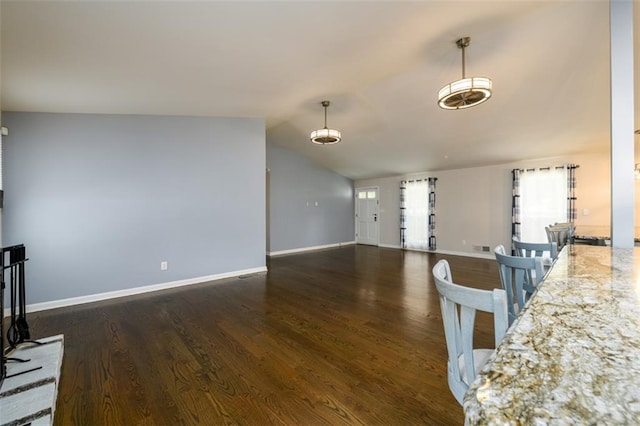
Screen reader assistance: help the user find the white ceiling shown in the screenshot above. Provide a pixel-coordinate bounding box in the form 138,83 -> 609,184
1,1 -> 637,180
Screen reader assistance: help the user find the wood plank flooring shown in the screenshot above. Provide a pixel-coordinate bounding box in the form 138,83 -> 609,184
22,245 -> 502,425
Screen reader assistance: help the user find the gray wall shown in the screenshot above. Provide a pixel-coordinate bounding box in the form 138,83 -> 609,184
266,141 -> 354,252
2,112 -> 265,304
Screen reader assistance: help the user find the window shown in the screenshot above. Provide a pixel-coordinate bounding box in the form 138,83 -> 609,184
513,165 -> 577,244
358,191 -> 377,199
520,168 -> 567,242
400,178 -> 437,251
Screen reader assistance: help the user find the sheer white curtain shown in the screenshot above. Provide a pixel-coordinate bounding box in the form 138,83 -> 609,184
402,180 -> 431,250
520,167 -> 568,243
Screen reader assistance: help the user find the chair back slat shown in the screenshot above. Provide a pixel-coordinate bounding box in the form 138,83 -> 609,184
460,305 -> 477,384
492,290 -> 508,346
439,298 -> 463,385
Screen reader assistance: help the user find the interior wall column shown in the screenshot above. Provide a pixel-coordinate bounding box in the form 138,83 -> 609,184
610,0 -> 635,248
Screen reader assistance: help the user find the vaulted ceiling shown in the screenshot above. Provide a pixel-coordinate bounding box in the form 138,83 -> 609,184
1,1 -> 636,180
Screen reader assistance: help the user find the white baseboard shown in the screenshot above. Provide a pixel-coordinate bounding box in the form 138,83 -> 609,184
435,249 -> 495,260
378,243 -> 401,249
267,241 -> 356,257
389,246 -> 495,260
337,244 -> 494,260
3,266 -> 268,317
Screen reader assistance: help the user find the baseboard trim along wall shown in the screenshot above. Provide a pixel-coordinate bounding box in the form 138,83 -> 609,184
267,243 -> 492,260
380,246 -> 495,260
378,243 -> 401,249
435,249 -> 495,260
268,241 -> 356,257
3,266 -> 268,317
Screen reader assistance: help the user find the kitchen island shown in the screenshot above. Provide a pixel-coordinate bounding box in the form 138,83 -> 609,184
464,245 -> 640,424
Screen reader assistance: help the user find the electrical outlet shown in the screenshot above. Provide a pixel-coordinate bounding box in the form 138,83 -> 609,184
160,261 -> 168,271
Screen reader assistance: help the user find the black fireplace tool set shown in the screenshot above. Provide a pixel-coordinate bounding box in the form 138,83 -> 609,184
1,244 -> 42,389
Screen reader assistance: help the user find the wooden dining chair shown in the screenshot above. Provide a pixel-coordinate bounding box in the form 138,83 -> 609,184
494,245 -> 544,325
432,259 -> 509,405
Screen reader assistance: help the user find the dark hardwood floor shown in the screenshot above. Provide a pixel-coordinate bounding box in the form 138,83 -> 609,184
23,245 -> 502,425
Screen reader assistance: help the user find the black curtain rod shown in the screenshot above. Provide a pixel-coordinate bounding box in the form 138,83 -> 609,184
401,177 -> 438,184
514,164 -> 580,173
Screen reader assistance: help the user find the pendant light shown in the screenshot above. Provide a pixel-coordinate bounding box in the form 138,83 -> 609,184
438,37 -> 492,110
310,100 -> 341,145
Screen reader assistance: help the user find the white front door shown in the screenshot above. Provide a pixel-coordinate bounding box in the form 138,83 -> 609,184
356,187 -> 379,246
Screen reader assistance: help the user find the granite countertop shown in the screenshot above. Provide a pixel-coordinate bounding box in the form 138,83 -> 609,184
464,245 -> 640,425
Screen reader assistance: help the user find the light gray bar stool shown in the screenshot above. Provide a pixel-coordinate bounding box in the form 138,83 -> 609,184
494,245 -> 544,325
432,259 -> 508,405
